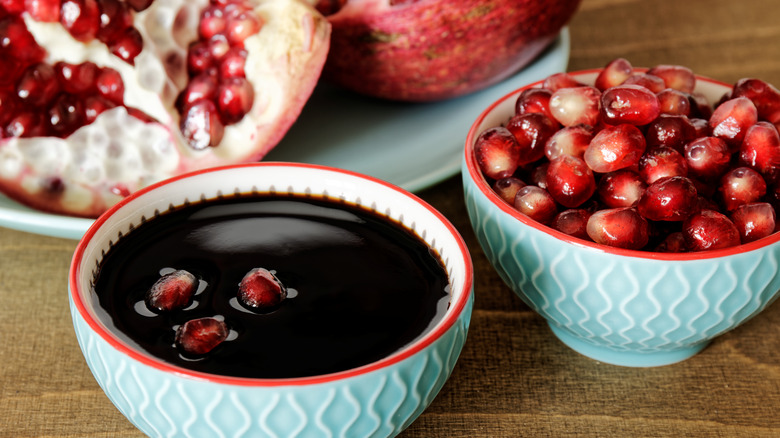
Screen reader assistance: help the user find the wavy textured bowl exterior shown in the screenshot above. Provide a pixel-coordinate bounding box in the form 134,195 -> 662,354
70,163 -> 473,437
462,70 -> 780,367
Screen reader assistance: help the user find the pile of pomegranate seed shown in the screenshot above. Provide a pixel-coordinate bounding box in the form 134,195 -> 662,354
143,266 -> 286,357
474,58 -> 780,252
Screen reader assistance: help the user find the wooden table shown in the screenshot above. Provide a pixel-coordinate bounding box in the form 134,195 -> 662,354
4,0 -> 780,436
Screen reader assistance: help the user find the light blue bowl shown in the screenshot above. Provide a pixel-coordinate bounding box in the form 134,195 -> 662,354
462,70 -> 780,367
69,163 -> 473,437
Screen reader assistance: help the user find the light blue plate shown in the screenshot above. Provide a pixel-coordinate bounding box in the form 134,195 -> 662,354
0,28 -> 570,240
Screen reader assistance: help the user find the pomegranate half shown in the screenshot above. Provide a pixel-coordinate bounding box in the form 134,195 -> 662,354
315,0 -> 581,102
0,0 -> 330,217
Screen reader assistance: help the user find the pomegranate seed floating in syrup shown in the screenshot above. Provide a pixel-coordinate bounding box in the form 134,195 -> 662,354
474,57 -> 780,252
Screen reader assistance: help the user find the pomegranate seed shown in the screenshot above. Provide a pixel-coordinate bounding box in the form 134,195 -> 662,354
689,93 -> 714,120
48,93 -> 85,137
492,177 -> 526,204
545,155 -> 596,208
0,90 -> 18,126
199,5 -> 226,39
506,113 -> 557,165
647,64 -> 696,94
689,117 -> 711,137
16,62 -> 60,107
175,317 -> 229,356
5,111 -> 43,137
208,34 -> 230,60
177,73 -> 218,110
2,0 -> 24,14
237,267 -> 287,310
731,202 -> 777,243
60,0 -> 100,42
96,0 -> 132,41
226,10 -> 261,45
718,167 -> 767,211
55,61 -> 98,94
623,73 -> 666,93
528,162 -> 549,189
551,209 -> 591,240
637,176 -> 699,221
731,78 -> 780,124
549,86 -> 601,127
109,26 -> 143,64
180,99 -> 225,150
594,57 -> 633,91
83,95 -> 115,123
709,96 -> 759,146
187,41 -> 215,76
217,77 -> 254,124
124,0 -> 151,11
584,124 -> 647,173
513,185 -> 558,224
515,87 -> 555,121
586,207 -> 650,250
474,126 -> 521,180
95,67 -> 124,103
218,46 -> 247,78
645,114 -> 697,153
682,209 -> 741,251
145,269 -> 198,312
638,146 -> 688,184
543,72 -> 585,92
597,169 -> 647,208
654,231 -> 687,252
684,136 -> 731,181
740,121 -> 780,183
544,124 -> 592,160
600,84 -> 661,126
0,16 -> 46,62
25,0 -> 61,22
656,88 -> 692,116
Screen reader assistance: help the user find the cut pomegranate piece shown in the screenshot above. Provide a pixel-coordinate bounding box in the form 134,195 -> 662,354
637,146 -> 688,184
175,317 -> 229,356
717,167 -> 767,211
0,0 -> 331,218
730,202 -> 777,243
637,176 -> 699,222
597,169 -> 646,208
545,155 -> 596,208
513,185 -> 558,225
594,57 -> 633,91
583,124 -> 647,173
474,127 -> 521,181
600,84 -> 661,126
492,176 -> 526,204
551,208 -> 591,240
237,267 -> 287,311
549,86 -> 601,127
145,269 -> 198,312
586,207 -> 650,250
682,209 -> 741,251
505,113 -> 557,166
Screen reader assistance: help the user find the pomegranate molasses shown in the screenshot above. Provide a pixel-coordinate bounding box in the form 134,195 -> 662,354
92,194 -> 450,379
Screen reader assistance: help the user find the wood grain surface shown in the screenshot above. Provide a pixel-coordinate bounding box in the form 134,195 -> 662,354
3,0 -> 780,436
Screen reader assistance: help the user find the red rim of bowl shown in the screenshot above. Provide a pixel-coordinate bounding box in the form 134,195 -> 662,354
69,162 -> 474,386
464,68 -> 780,261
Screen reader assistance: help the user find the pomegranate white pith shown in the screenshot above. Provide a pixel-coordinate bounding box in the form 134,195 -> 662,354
0,0 -> 330,217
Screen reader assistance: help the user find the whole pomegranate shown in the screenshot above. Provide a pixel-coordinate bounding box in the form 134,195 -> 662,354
0,0 -> 330,217
315,0 -> 581,102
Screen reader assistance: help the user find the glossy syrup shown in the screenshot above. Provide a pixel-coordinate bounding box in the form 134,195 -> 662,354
92,194 -> 450,379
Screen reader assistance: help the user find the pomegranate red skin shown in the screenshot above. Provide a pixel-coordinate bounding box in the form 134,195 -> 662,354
319,0 -> 582,101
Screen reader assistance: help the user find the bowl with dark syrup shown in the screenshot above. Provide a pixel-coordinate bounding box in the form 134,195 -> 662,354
69,162 -> 473,438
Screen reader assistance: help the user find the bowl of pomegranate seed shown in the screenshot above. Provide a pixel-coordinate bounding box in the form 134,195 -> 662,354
462,58 -> 780,367
69,162 -> 473,437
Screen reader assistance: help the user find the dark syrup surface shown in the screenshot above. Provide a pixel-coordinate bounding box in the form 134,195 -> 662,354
92,194 -> 450,379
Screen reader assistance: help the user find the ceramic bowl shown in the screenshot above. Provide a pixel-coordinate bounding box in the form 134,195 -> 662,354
69,162 -> 473,437
462,69 -> 780,367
